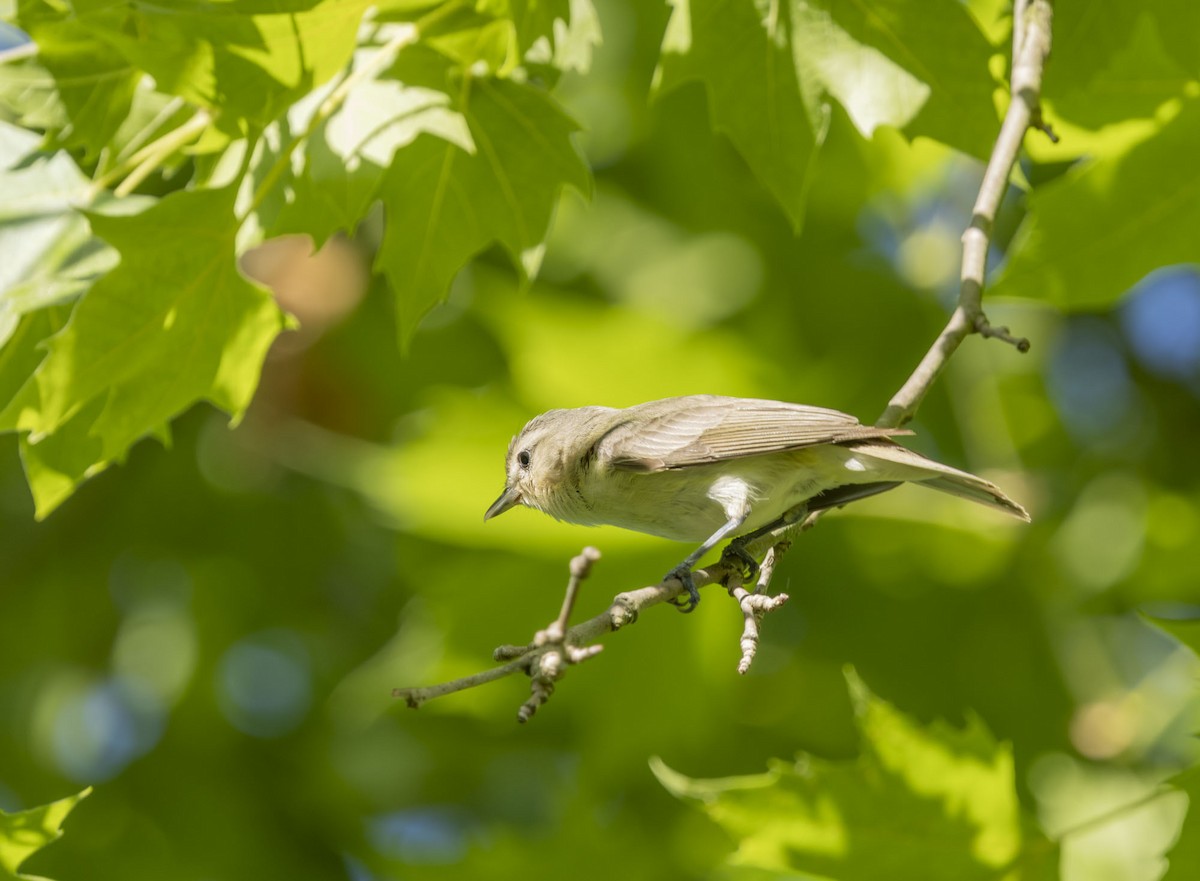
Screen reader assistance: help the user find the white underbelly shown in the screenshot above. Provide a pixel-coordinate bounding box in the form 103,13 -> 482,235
572,448 -> 865,542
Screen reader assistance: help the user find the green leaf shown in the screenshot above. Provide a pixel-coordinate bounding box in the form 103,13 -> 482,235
1032,12 -> 1195,165
795,0 -> 1000,159
1048,0 -> 1142,93
1162,766 -> 1200,881
376,50 -> 589,342
656,0 -> 998,232
655,0 -> 829,233
1145,614 -> 1200,660
270,29 -> 474,245
516,0 -> 600,74
1148,0 -> 1200,80
1051,1 -> 1200,88
0,54 -> 70,135
0,787 -> 90,881
17,2 -> 139,160
0,306 -> 69,418
58,0 -> 372,128
992,98 -> 1200,309
0,122 -> 153,348
0,186 -> 286,517
651,669 -> 1055,880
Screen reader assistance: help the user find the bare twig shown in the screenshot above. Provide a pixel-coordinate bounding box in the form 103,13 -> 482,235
538,546 -> 599,644
395,547 -> 612,722
729,544 -> 791,675
877,0 -> 1052,429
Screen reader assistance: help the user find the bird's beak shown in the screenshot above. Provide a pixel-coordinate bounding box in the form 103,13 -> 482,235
484,485 -> 522,521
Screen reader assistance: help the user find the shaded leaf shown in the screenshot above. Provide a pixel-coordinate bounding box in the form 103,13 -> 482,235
1145,614 -> 1200,661
1032,12 -> 1194,165
1162,766 -> 1200,881
376,48 -> 589,341
656,0 -> 829,232
992,98 -> 1200,309
656,0 -> 998,231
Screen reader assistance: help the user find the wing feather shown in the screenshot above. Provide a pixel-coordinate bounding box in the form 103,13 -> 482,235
596,395 -> 909,471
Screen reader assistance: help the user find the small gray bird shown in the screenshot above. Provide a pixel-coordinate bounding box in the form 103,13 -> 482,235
484,395 -> 1029,611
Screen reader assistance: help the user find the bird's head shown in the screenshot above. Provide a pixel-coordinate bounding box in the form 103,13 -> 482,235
484,406 -> 615,521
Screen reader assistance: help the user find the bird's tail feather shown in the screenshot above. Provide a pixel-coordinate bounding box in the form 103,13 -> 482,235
847,441 -> 1030,522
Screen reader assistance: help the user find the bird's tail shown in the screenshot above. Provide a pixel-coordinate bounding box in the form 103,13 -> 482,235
846,441 -> 1030,521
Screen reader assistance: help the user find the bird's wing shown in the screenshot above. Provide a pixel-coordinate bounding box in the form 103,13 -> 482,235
596,396 -> 910,472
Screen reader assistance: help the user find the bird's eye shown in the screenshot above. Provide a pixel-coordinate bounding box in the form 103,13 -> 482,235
517,449 -> 532,468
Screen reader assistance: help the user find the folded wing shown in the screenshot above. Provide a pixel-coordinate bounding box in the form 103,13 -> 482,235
597,395 -> 910,472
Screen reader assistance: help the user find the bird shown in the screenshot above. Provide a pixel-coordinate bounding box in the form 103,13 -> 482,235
484,395 -> 1029,611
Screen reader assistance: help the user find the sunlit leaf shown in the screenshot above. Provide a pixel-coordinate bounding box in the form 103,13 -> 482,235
652,670 -> 1055,880
51,0 -> 372,127
0,122 -> 152,348
796,0 -> 1000,158
1032,12 -> 1194,165
0,787 -> 90,881
271,31 -> 472,245
17,2 -> 138,160
0,186 -> 286,516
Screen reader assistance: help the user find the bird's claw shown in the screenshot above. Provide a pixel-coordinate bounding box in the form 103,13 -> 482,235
721,542 -> 760,582
664,565 -> 701,613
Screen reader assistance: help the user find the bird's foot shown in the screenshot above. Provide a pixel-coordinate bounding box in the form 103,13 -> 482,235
664,565 -> 701,613
721,541 -> 760,582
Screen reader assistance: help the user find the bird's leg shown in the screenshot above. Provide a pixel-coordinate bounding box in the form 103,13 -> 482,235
721,503 -> 811,582
721,542 -> 761,581
666,513 -> 748,613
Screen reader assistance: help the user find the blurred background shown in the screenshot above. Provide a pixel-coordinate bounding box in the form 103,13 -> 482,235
3,1 -> 1200,879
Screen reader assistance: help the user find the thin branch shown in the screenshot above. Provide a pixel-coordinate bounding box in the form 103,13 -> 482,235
876,0 -> 1052,429
729,543 -> 791,675
87,108 -> 212,200
395,547 -> 613,722
540,545 -> 600,643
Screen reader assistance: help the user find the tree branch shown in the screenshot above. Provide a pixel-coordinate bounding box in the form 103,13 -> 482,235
392,1 -> 1053,720
393,531 -> 791,719
876,0 -> 1052,429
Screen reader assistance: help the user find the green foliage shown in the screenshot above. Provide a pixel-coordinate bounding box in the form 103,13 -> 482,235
654,670 -> 1055,880
0,0 -> 593,510
991,100 -> 1200,308
656,0 -> 1000,230
375,46 -> 591,340
1163,768 -> 1200,881
1,186 -> 286,515
0,788 -> 89,881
